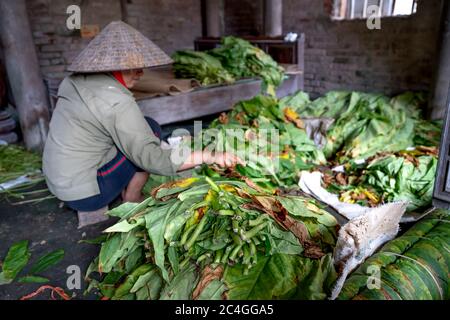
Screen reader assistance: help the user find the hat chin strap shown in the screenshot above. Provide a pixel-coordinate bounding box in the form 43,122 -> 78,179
112,71 -> 128,88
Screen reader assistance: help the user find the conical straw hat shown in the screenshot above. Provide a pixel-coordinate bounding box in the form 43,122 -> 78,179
67,21 -> 173,73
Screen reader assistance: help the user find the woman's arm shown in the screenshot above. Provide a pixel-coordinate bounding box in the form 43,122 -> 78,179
177,150 -> 245,171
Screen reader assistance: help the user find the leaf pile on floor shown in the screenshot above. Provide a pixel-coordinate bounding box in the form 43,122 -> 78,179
195,94 -> 326,189
0,145 -> 42,185
323,147 -> 438,211
85,177 -> 338,300
287,91 -> 441,162
0,240 -> 64,286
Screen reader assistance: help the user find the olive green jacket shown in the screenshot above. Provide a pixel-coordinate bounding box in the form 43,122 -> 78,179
43,73 -> 182,201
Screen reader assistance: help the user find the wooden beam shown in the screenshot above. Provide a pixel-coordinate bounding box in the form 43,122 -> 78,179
264,0 -> 283,37
0,0 -> 50,152
120,0 -> 128,23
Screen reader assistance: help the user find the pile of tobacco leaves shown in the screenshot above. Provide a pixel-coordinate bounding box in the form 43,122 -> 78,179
86,89 -> 445,300
173,37 -> 285,89
85,177 -> 338,300
172,50 -> 235,86
0,145 -> 53,203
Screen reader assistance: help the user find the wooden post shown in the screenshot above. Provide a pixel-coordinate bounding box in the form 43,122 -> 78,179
430,0 -> 450,120
205,0 -> 224,38
0,0 -> 50,152
264,0 -> 283,37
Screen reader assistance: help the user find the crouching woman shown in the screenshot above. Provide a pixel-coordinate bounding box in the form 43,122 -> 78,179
43,21 -> 243,228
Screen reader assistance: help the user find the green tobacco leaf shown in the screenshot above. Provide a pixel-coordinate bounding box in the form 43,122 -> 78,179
108,197 -> 154,219
104,217 -> 145,233
159,264 -> 198,300
78,235 -> 108,245
98,232 -> 139,273
30,249 -> 64,274
0,240 -> 30,283
267,224 -> 303,255
224,253 -> 304,299
293,254 -> 337,300
0,273 -> 12,285
224,253 -> 336,300
18,275 -> 49,284
277,196 -> 338,227
145,201 -> 180,282
197,279 -> 227,300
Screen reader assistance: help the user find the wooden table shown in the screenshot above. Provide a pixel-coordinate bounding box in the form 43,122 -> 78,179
137,70 -> 304,125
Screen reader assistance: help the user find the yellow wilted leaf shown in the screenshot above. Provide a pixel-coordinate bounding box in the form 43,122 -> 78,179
362,189 -> 379,203
284,107 -> 299,120
284,107 -> 304,129
220,184 -> 236,193
174,177 -> 199,188
204,189 -> 216,202
267,84 -> 276,97
339,191 -> 355,204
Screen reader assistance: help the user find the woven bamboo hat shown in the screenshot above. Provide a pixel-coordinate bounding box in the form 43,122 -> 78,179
67,21 -> 173,73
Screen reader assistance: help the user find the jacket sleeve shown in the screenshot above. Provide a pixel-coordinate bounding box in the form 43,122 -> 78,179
104,98 -> 186,175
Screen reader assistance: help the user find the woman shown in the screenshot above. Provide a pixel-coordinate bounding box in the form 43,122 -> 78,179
43,21 -> 243,228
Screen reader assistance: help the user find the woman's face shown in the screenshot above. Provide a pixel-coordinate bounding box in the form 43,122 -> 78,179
122,69 -> 144,88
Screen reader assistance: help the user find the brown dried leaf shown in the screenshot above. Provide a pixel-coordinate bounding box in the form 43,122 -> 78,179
283,215 -> 309,243
192,265 -> 224,300
303,241 -> 326,259
335,173 -> 347,186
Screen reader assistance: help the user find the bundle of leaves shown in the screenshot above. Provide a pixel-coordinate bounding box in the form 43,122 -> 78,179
323,147 -> 438,211
338,210 -> 449,300
172,50 -> 235,86
85,177 -> 339,300
284,91 -> 442,163
0,145 -> 42,184
197,94 -> 326,188
209,36 -> 285,88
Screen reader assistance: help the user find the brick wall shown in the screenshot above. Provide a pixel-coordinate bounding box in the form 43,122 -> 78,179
26,0 -> 201,82
126,0 -> 201,53
25,0 -> 442,98
224,0 -> 442,97
283,0 -> 442,97
224,0 -> 263,36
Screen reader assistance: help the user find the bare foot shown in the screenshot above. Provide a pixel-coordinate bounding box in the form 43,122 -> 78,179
123,172 -> 149,203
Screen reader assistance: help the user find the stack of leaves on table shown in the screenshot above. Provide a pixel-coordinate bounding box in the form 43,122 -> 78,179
85,177 -> 339,300
173,36 -> 285,89
172,50 -> 235,86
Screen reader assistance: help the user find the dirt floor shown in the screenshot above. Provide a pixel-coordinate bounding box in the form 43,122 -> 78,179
0,118 -> 220,300
0,188 -> 115,300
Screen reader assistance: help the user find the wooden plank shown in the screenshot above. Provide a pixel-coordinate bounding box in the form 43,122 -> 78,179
137,74 -> 302,125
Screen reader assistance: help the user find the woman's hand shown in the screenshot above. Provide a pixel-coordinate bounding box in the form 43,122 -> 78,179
205,151 -> 246,168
